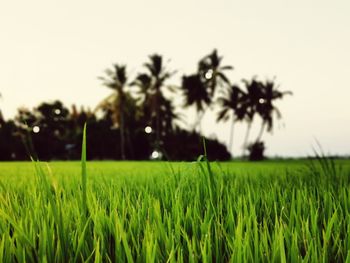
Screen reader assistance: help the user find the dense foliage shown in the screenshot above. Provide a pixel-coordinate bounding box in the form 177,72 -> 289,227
0,49 -> 291,161
0,101 -> 230,161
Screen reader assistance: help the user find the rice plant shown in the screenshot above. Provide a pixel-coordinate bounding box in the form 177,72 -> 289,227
0,133 -> 349,262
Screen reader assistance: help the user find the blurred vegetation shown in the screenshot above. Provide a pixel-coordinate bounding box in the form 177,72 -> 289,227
0,50 -> 291,161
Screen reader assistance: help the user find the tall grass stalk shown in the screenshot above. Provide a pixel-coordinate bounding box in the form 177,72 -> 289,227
81,123 -> 88,216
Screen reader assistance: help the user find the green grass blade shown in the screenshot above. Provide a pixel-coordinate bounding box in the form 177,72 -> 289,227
81,123 -> 88,215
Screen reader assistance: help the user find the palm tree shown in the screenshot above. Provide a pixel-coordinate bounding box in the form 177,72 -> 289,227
158,95 -> 180,136
240,78 -> 262,155
97,64 -> 129,160
254,79 -> 292,142
238,78 -> 292,157
182,49 -> 233,132
198,49 -> 233,97
216,84 -> 246,155
181,74 -> 211,132
141,54 -> 174,152
131,73 -> 152,123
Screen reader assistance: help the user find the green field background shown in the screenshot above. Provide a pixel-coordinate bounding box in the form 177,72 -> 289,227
1,159 -> 350,179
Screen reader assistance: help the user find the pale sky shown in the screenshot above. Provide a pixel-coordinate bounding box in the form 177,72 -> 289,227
0,0 -> 349,157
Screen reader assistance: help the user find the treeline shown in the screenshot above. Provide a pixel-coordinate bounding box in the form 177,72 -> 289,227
0,101 -> 230,161
0,49 -> 291,161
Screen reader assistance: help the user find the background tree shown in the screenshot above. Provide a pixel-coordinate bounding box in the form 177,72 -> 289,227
254,78 -> 293,143
141,54 -> 175,155
0,96 -> 27,160
181,74 -> 210,132
198,49 -> 233,97
238,78 -> 292,160
216,84 -> 246,156
240,78 -> 263,155
0,51 -> 292,161
97,64 -> 129,160
35,101 -> 70,159
182,49 -> 233,132
132,73 -> 152,119
14,107 -> 40,159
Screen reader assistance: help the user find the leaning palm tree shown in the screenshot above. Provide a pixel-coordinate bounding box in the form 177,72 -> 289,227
183,49 -> 233,132
198,49 -> 233,97
216,84 -> 246,155
240,78 -> 262,155
97,64 -> 128,160
254,79 -> 292,142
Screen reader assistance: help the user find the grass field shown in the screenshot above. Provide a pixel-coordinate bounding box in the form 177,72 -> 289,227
0,155 -> 350,262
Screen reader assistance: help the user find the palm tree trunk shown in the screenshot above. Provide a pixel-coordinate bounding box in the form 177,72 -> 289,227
198,111 -> 203,134
228,117 -> 235,157
194,109 -> 206,134
149,90 -> 161,153
120,110 -> 126,160
126,128 -> 134,159
156,112 -> 160,149
155,91 -> 161,150
242,121 -> 252,157
255,122 -> 265,143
